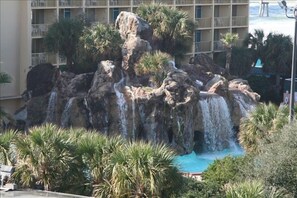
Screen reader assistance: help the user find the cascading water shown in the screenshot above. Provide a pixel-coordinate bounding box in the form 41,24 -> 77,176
114,76 -> 128,139
128,89 -> 136,140
83,97 -> 94,127
44,90 -> 57,123
60,97 -> 75,128
233,93 -> 254,117
199,95 -> 234,152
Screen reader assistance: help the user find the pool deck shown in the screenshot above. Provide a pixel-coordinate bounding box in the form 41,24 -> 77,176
0,190 -> 93,198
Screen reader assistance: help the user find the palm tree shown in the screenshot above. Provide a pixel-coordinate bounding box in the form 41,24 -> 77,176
13,124 -> 81,191
136,4 -> 194,60
44,18 -> 84,69
239,103 -> 287,153
243,29 -> 265,67
135,51 -> 171,87
94,142 -> 181,197
80,23 -> 123,63
220,32 -> 239,75
0,130 -> 17,166
262,33 -> 292,89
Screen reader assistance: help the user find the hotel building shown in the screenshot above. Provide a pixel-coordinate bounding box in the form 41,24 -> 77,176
0,0 -> 249,114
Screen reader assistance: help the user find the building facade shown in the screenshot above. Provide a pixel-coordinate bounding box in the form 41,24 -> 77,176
0,0 -> 249,114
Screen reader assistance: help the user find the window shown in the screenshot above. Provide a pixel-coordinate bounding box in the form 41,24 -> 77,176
112,8 -> 119,22
195,30 -> 201,43
64,8 -> 71,19
195,6 -> 202,19
232,5 -> 237,16
214,6 -> 219,17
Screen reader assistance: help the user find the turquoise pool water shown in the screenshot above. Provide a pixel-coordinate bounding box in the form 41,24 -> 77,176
174,147 -> 244,173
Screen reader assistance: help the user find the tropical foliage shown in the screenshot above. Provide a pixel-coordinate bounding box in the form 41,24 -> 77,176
251,121 -> 297,196
225,180 -> 265,198
136,4 -> 194,59
0,72 -> 12,127
220,32 -> 239,75
44,18 -> 85,69
80,23 -> 123,63
238,103 -> 291,153
136,51 -> 172,87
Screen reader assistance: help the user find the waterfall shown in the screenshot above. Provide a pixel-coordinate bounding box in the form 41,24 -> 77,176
128,89 -> 136,140
199,96 -> 234,152
233,93 -> 254,117
114,76 -> 128,138
83,97 -> 94,127
44,90 -> 57,123
60,97 -> 75,128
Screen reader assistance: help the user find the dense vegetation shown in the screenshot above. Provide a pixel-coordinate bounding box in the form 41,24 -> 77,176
0,124 -> 181,197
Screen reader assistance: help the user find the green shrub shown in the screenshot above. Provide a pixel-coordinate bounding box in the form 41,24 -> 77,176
136,51 -> 172,87
225,180 -> 265,198
203,156 -> 248,186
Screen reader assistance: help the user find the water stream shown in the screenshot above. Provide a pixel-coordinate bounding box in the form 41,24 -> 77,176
114,76 -> 128,138
60,97 -> 75,128
44,90 -> 57,123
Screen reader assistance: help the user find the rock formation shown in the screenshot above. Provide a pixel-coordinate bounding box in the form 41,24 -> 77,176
14,11 -> 259,154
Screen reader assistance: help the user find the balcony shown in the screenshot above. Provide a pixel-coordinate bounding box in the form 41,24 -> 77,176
59,0 -> 82,7
32,24 -> 49,37
155,0 -> 173,4
195,41 -> 211,52
196,17 -> 212,28
59,55 -> 67,65
109,0 -> 130,6
31,53 -> 56,66
214,17 -> 230,27
214,0 -> 230,4
85,0 -> 107,6
195,0 -> 212,4
133,0 -> 152,6
176,0 -> 193,5
31,0 -> 56,7
213,41 -> 225,51
232,16 -> 248,27
232,0 -> 248,4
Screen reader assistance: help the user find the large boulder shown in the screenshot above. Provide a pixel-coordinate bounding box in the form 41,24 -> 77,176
115,11 -> 153,42
229,79 -> 260,102
121,36 -> 152,75
189,53 -> 225,75
26,63 -> 59,97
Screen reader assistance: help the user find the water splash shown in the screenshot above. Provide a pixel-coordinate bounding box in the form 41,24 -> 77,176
44,90 -> 57,123
114,76 -> 128,139
60,97 -> 75,128
199,96 -> 234,152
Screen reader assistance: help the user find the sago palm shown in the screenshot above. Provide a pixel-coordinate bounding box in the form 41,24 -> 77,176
13,124 -> 79,191
0,130 -> 17,165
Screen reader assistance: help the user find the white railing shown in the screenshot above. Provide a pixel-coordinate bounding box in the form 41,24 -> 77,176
196,17 -> 212,28
32,24 -> 49,37
214,0 -> 230,4
176,0 -> 193,4
232,0 -> 248,3
31,53 -> 57,66
31,0 -> 56,7
85,0 -> 107,6
214,17 -> 230,27
59,0 -> 82,7
232,16 -> 248,26
109,0 -> 130,6
195,41 -> 212,52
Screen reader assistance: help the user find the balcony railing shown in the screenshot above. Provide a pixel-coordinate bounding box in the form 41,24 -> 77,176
85,0 -> 107,6
232,16 -> 248,26
195,41 -> 212,52
195,0 -> 212,4
232,0 -> 248,4
155,0 -> 173,4
32,24 -> 49,37
196,17 -> 212,28
214,0 -> 230,4
59,55 -> 67,64
214,17 -> 230,27
176,0 -> 193,5
133,0 -> 152,5
59,0 -> 82,7
109,0 -> 130,6
31,53 -> 56,66
31,0 -> 56,7
213,41 -> 225,51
